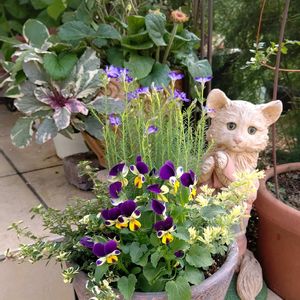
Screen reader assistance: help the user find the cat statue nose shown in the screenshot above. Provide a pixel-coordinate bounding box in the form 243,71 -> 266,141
233,137 -> 243,144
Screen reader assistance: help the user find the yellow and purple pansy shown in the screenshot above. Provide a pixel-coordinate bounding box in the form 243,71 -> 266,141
147,184 -> 169,202
93,240 -> 121,266
79,236 -> 94,249
108,162 -> 128,187
154,216 -> 176,244
129,156 -> 149,188
101,206 -> 124,228
117,200 -> 141,231
151,199 -> 166,216
159,160 -> 183,194
180,170 -> 197,200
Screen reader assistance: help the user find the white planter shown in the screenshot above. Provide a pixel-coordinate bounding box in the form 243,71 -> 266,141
53,133 -> 89,159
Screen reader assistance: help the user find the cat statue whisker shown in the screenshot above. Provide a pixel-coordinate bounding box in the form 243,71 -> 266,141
198,88 -> 282,300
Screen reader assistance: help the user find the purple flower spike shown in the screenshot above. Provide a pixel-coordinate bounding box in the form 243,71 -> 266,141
109,181 -> 122,199
174,89 -> 190,102
154,216 -> 174,231
180,170 -> 196,187
80,236 -> 94,249
136,87 -> 150,95
174,250 -> 184,258
118,200 -> 137,217
105,65 -> 120,78
147,184 -> 162,194
168,71 -> 184,81
151,199 -> 166,215
194,76 -> 213,85
147,125 -> 158,135
159,160 -> 175,180
109,114 -> 121,127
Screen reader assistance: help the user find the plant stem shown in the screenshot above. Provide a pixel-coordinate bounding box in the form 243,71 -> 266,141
155,46 -> 160,62
162,23 -> 178,64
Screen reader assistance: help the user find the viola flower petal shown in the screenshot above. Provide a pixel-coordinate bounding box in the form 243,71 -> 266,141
174,250 -> 184,258
96,257 -> 106,266
147,184 -> 161,194
109,181 -> 122,199
146,125 -> 158,135
136,161 -> 149,174
129,219 -> 141,231
159,161 -> 175,180
104,240 -> 118,255
154,216 -> 173,231
109,163 -> 126,176
80,236 -> 94,249
101,207 -> 121,221
151,199 -> 166,215
93,243 -> 106,257
118,200 -> 136,217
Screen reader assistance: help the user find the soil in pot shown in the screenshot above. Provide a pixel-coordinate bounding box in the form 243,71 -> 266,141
267,171 -> 300,210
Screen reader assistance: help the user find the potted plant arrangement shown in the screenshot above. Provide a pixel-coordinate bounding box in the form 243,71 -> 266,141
7,73 -> 263,300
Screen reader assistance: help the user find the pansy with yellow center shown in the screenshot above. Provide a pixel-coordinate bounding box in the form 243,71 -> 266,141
101,206 -> 122,228
180,170 -> 197,200
108,162 -> 128,187
147,184 -> 169,202
159,160 -> 183,194
92,240 -> 121,266
129,156 -> 149,189
117,200 -> 141,231
154,216 -> 176,244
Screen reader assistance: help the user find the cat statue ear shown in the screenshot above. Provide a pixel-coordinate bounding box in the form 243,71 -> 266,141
259,100 -> 283,126
206,89 -> 231,118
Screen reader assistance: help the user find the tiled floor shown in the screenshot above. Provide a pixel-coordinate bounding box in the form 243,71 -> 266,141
0,104 -> 93,299
0,103 -> 282,300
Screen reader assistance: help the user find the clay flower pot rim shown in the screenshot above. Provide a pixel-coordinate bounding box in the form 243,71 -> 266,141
257,162 -> 300,234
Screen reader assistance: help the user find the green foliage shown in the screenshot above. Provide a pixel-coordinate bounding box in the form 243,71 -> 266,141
186,245 -> 213,268
117,274 -> 137,300
165,276 -> 191,300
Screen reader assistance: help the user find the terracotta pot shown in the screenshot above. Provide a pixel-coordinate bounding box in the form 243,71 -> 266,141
255,162 -> 300,300
72,243 -> 239,300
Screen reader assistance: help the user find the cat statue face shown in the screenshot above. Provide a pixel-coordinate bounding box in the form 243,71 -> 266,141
206,89 -> 283,154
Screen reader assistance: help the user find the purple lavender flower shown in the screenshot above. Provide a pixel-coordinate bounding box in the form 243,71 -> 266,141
109,114 -> 121,127
146,125 -> 158,135
105,65 -> 120,78
151,199 -> 166,215
194,76 -> 213,85
93,240 -> 121,266
109,181 -> 122,199
174,89 -> 190,102
80,236 -> 94,249
168,71 -> 184,81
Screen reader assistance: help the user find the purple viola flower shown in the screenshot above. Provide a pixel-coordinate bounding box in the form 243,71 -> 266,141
168,71 -> 184,81
117,200 -> 141,231
149,167 -> 158,177
101,206 -> 121,226
180,170 -> 196,187
154,216 -> 176,244
109,114 -> 121,127
80,236 -> 94,249
130,156 -> 149,188
108,162 -> 128,187
146,125 -> 158,135
194,76 -> 213,85
159,161 -> 176,180
105,65 -> 120,78
147,184 -> 169,201
93,240 -> 121,266
174,250 -> 184,258
109,181 -> 122,199
147,184 -> 162,194
151,199 -> 166,215
174,89 -> 190,102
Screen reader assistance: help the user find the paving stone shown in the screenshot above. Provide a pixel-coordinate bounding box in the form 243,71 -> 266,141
0,152 -> 16,177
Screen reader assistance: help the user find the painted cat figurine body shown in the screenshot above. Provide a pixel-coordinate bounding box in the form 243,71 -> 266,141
199,89 -> 283,190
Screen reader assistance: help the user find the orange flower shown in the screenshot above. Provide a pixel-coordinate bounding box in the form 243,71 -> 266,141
170,10 -> 189,23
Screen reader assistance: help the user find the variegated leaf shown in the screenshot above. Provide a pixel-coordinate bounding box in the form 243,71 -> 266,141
14,96 -> 50,114
23,19 -> 50,48
84,115 -> 103,140
23,61 -> 48,85
34,86 -> 52,105
23,52 -> 43,63
10,117 -> 34,148
36,118 -> 58,144
53,107 -> 71,130
90,96 -> 125,114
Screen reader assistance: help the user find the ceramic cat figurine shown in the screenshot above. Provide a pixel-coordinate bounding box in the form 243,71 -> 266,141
198,89 -> 283,190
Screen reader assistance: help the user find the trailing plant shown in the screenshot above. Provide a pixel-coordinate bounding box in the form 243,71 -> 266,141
7,158 -> 262,300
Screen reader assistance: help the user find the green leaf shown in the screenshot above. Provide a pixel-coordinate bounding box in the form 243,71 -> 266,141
36,117 -> 58,144
107,47 -> 124,67
47,0 -> 67,20
43,52 -> 78,80
0,36 -> 21,45
186,245 -> 213,268
4,0 -> 28,19
84,115 -> 103,140
139,63 -> 170,87
143,263 -> 164,283
92,37 -> 107,48
90,97 -> 125,114
14,96 -> 48,114
124,54 -> 155,80
96,24 -> 121,40
117,274 -> 137,300
94,264 -> 108,282
129,242 -> 148,264
165,276 -> 191,300
201,205 -> 226,219
11,117 -> 34,148
184,265 -> 204,285
58,21 -> 96,41
145,13 -> 166,46
23,19 -> 50,48
127,15 -> 145,34
53,107 -> 71,130
22,61 -> 47,85
150,251 -> 162,268
30,0 -> 49,10
186,57 -> 212,79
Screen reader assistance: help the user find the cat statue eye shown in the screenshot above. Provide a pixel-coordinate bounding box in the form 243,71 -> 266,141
248,126 -> 257,135
227,122 -> 237,130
